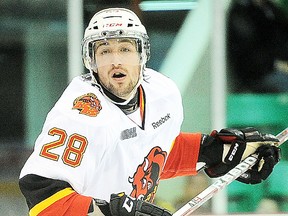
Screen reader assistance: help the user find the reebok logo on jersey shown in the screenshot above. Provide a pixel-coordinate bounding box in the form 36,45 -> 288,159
121,127 -> 137,140
152,113 -> 171,129
72,93 -> 102,117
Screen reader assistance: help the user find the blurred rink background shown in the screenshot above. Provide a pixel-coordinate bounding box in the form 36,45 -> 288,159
1,0 -> 288,215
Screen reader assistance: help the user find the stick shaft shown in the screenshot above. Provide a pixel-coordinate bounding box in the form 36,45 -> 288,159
173,127 -> 288,216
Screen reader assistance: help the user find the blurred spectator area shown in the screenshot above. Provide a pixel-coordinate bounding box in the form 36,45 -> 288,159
0,145 -> 31,215
226,0 -> 288,213
227,0 -> 288,93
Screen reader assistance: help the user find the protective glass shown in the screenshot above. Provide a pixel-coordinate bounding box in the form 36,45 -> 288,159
92,38 -> 142,69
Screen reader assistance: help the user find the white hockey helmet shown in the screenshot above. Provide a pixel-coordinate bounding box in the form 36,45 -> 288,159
81,8 -> 150,72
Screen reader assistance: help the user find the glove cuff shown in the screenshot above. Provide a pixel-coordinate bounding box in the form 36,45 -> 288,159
198,134 -> 223,167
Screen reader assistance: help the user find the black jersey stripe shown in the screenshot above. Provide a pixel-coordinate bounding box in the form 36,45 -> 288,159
19,174 -> 72,210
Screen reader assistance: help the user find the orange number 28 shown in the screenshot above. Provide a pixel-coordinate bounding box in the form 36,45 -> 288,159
40,127 -> 88,167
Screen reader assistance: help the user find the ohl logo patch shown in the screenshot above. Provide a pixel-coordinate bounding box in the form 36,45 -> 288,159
72,93 -> 102,117
128,146 -> 167,202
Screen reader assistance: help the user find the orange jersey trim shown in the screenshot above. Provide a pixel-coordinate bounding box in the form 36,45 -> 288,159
29,187 -> 91,216
160,132 -> 202,179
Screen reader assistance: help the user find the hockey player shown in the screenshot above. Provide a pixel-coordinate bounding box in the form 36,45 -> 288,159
19,8 -> 280,216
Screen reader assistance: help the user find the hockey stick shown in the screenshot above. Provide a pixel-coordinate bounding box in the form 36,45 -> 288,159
173,127 -> 288,216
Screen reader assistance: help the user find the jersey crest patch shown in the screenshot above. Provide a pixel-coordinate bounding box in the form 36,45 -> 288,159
128,146 -> 167,202
72,93 -> 102,117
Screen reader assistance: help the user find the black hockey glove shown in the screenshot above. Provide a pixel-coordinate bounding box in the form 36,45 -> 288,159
236,144 -> 281,184
89,192 -> 171,216
198,127 -> 278,178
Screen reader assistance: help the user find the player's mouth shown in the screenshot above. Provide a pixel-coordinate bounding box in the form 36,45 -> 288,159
112,71 -> 127,81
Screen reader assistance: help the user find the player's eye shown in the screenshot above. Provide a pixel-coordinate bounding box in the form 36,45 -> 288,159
98,48 -> 111,55
120,47 -> 131,52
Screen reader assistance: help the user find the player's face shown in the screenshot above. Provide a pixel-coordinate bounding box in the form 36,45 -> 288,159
94,38 -> 141,99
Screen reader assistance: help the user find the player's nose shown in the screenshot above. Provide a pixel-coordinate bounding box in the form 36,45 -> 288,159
110,53 -> 123,66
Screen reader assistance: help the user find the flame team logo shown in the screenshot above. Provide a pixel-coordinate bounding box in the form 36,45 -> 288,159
128,146 -> 167,202
72,93 -> 102,117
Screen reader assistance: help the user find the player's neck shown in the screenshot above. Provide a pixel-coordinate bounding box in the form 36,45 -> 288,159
100,83 -> 139,114
93,73 -> 140,114
114,89 -> 139,115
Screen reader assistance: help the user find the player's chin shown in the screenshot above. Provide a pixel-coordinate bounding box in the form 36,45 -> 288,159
108,86 -> 126,98
110,82 -> 135,97
117,88 -> 134,99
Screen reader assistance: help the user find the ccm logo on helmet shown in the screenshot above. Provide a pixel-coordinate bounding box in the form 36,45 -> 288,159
104,23 -> 123,28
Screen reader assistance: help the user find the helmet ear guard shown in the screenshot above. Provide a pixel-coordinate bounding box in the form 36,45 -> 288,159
81,39 -> 94,70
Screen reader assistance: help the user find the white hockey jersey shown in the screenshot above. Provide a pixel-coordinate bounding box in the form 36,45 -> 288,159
20,68 -> 185,202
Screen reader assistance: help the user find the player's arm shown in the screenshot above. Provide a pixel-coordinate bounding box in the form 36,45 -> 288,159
198,127 -> 281,184
161,128 -> 280,184
20,174 -> 172,216
19,174 -> 92,216
161,132 -> 202,179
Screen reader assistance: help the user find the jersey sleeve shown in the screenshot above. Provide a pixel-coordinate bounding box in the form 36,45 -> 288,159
160,132 -> 202,179
19,77 -> 112,215
19,174 -> 92,216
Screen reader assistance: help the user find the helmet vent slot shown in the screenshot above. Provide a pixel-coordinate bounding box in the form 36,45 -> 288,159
104,16 -> 121,19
